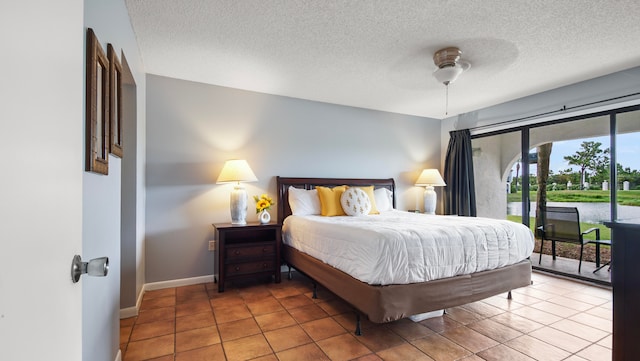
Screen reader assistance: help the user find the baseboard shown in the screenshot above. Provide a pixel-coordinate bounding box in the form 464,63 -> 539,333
120,283 -> 146,319
120,305 -> 138,319
144,274 -> 215,291
115,349 -> 122,361
120,274 -> 216,319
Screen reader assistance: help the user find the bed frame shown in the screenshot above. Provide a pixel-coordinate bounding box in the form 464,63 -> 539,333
276,176 -> 532,333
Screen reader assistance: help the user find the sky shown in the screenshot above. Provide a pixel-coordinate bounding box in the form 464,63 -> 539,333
521,133 -> 640,176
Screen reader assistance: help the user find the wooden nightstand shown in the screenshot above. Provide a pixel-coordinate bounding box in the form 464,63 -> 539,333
213,222 -> 281,292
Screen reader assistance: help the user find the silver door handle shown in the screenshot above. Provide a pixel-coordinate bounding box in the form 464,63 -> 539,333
71,255 -> 109,283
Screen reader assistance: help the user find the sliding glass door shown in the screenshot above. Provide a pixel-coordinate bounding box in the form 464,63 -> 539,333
529,115 -> 611,229
470,105 -> 639,281
472,107 -> 639,225
615,109 -> 640,224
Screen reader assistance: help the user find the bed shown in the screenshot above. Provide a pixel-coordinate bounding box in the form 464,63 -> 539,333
276,176 -> 533,332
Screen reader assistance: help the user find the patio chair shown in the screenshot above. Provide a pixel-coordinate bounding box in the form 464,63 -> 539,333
537,206 -> 611,273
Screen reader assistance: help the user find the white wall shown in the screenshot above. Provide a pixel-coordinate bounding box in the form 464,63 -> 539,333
472,134 -> 512,219
0,1 -> 84,360
84,0 -> 146,360
145,74 -> 440,282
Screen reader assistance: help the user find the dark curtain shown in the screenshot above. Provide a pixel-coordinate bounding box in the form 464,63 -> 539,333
444,129 -> 477,216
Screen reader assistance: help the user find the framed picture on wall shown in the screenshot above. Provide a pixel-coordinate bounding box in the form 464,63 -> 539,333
85,28 -> 109,175
107,44 -> 123,158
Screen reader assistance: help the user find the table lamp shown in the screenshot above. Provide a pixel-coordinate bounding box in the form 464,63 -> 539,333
216,159 -> 258,224
415,169 -> 446,215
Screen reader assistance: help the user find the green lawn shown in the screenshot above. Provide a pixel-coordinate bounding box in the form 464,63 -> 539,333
506,215 -> 611,241
507,190 -> 640,206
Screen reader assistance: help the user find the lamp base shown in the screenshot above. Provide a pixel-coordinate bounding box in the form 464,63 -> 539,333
230,184 -> 248,225
423,186 -> 437,215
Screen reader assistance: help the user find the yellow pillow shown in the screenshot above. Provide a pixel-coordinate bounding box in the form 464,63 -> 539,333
316,186 -> 348,216
357,186 -> 379,214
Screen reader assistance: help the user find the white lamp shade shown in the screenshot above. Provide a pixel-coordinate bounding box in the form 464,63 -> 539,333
415,169 -> 446,187
217,159 -> 257,225
216,159 -> 258,184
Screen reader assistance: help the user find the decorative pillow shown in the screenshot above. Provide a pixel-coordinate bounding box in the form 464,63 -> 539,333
288,186 -> 321,215
356,186 -> 379,214
316,186 -> 347,216
340,187 -> 372,216
374,188 -> 393,212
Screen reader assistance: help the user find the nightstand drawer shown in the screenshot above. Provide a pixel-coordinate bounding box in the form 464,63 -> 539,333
225,260 -> 276,276
213,222 -> 282,292
226,243 -> 276,261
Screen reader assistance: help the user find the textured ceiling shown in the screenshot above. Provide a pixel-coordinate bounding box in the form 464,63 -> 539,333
125,0 -> 640,119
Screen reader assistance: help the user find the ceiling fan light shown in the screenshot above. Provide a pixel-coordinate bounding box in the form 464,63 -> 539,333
433,65 -> 464,85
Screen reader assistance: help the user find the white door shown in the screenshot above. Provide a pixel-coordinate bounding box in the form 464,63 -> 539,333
0,1 -> 85,360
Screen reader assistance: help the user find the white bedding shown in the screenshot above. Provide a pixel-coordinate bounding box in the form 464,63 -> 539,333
283,210 -> 534,285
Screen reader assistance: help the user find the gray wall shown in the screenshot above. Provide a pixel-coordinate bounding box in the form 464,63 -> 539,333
120,58 -> 143,311
145,74 -> 440,282
84,0 -> 146,360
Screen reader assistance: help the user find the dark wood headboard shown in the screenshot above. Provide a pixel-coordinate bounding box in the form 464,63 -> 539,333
276,176 -> 396,224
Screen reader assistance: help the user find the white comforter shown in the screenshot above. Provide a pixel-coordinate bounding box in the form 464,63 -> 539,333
283,210 -> 534,285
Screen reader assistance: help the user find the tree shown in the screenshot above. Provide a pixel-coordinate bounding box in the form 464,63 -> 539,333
515,161 -> 520,192
548,168 -> 576,188
617,163 -> 640,188
563,141 -> 609,190
535,143 -> 552,236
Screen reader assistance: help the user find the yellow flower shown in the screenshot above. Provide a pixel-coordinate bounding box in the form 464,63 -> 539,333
254,194 -> 275,213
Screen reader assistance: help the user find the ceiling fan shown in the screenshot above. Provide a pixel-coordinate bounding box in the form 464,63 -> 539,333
433,46 -> 471,85
432,47 -> 471,115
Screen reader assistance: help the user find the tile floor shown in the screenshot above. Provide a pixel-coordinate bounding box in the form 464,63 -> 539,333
120,271 -> 612,361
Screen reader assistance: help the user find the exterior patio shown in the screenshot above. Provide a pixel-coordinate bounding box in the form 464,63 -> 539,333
533,252 -> 611,287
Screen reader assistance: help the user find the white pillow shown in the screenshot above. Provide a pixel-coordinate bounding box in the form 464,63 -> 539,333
288,186 -> 321,215
340,187 -> 372,216
374,188 -> 393,212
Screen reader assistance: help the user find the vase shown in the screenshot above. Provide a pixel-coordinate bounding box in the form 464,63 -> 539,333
259,210 -> 271,224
